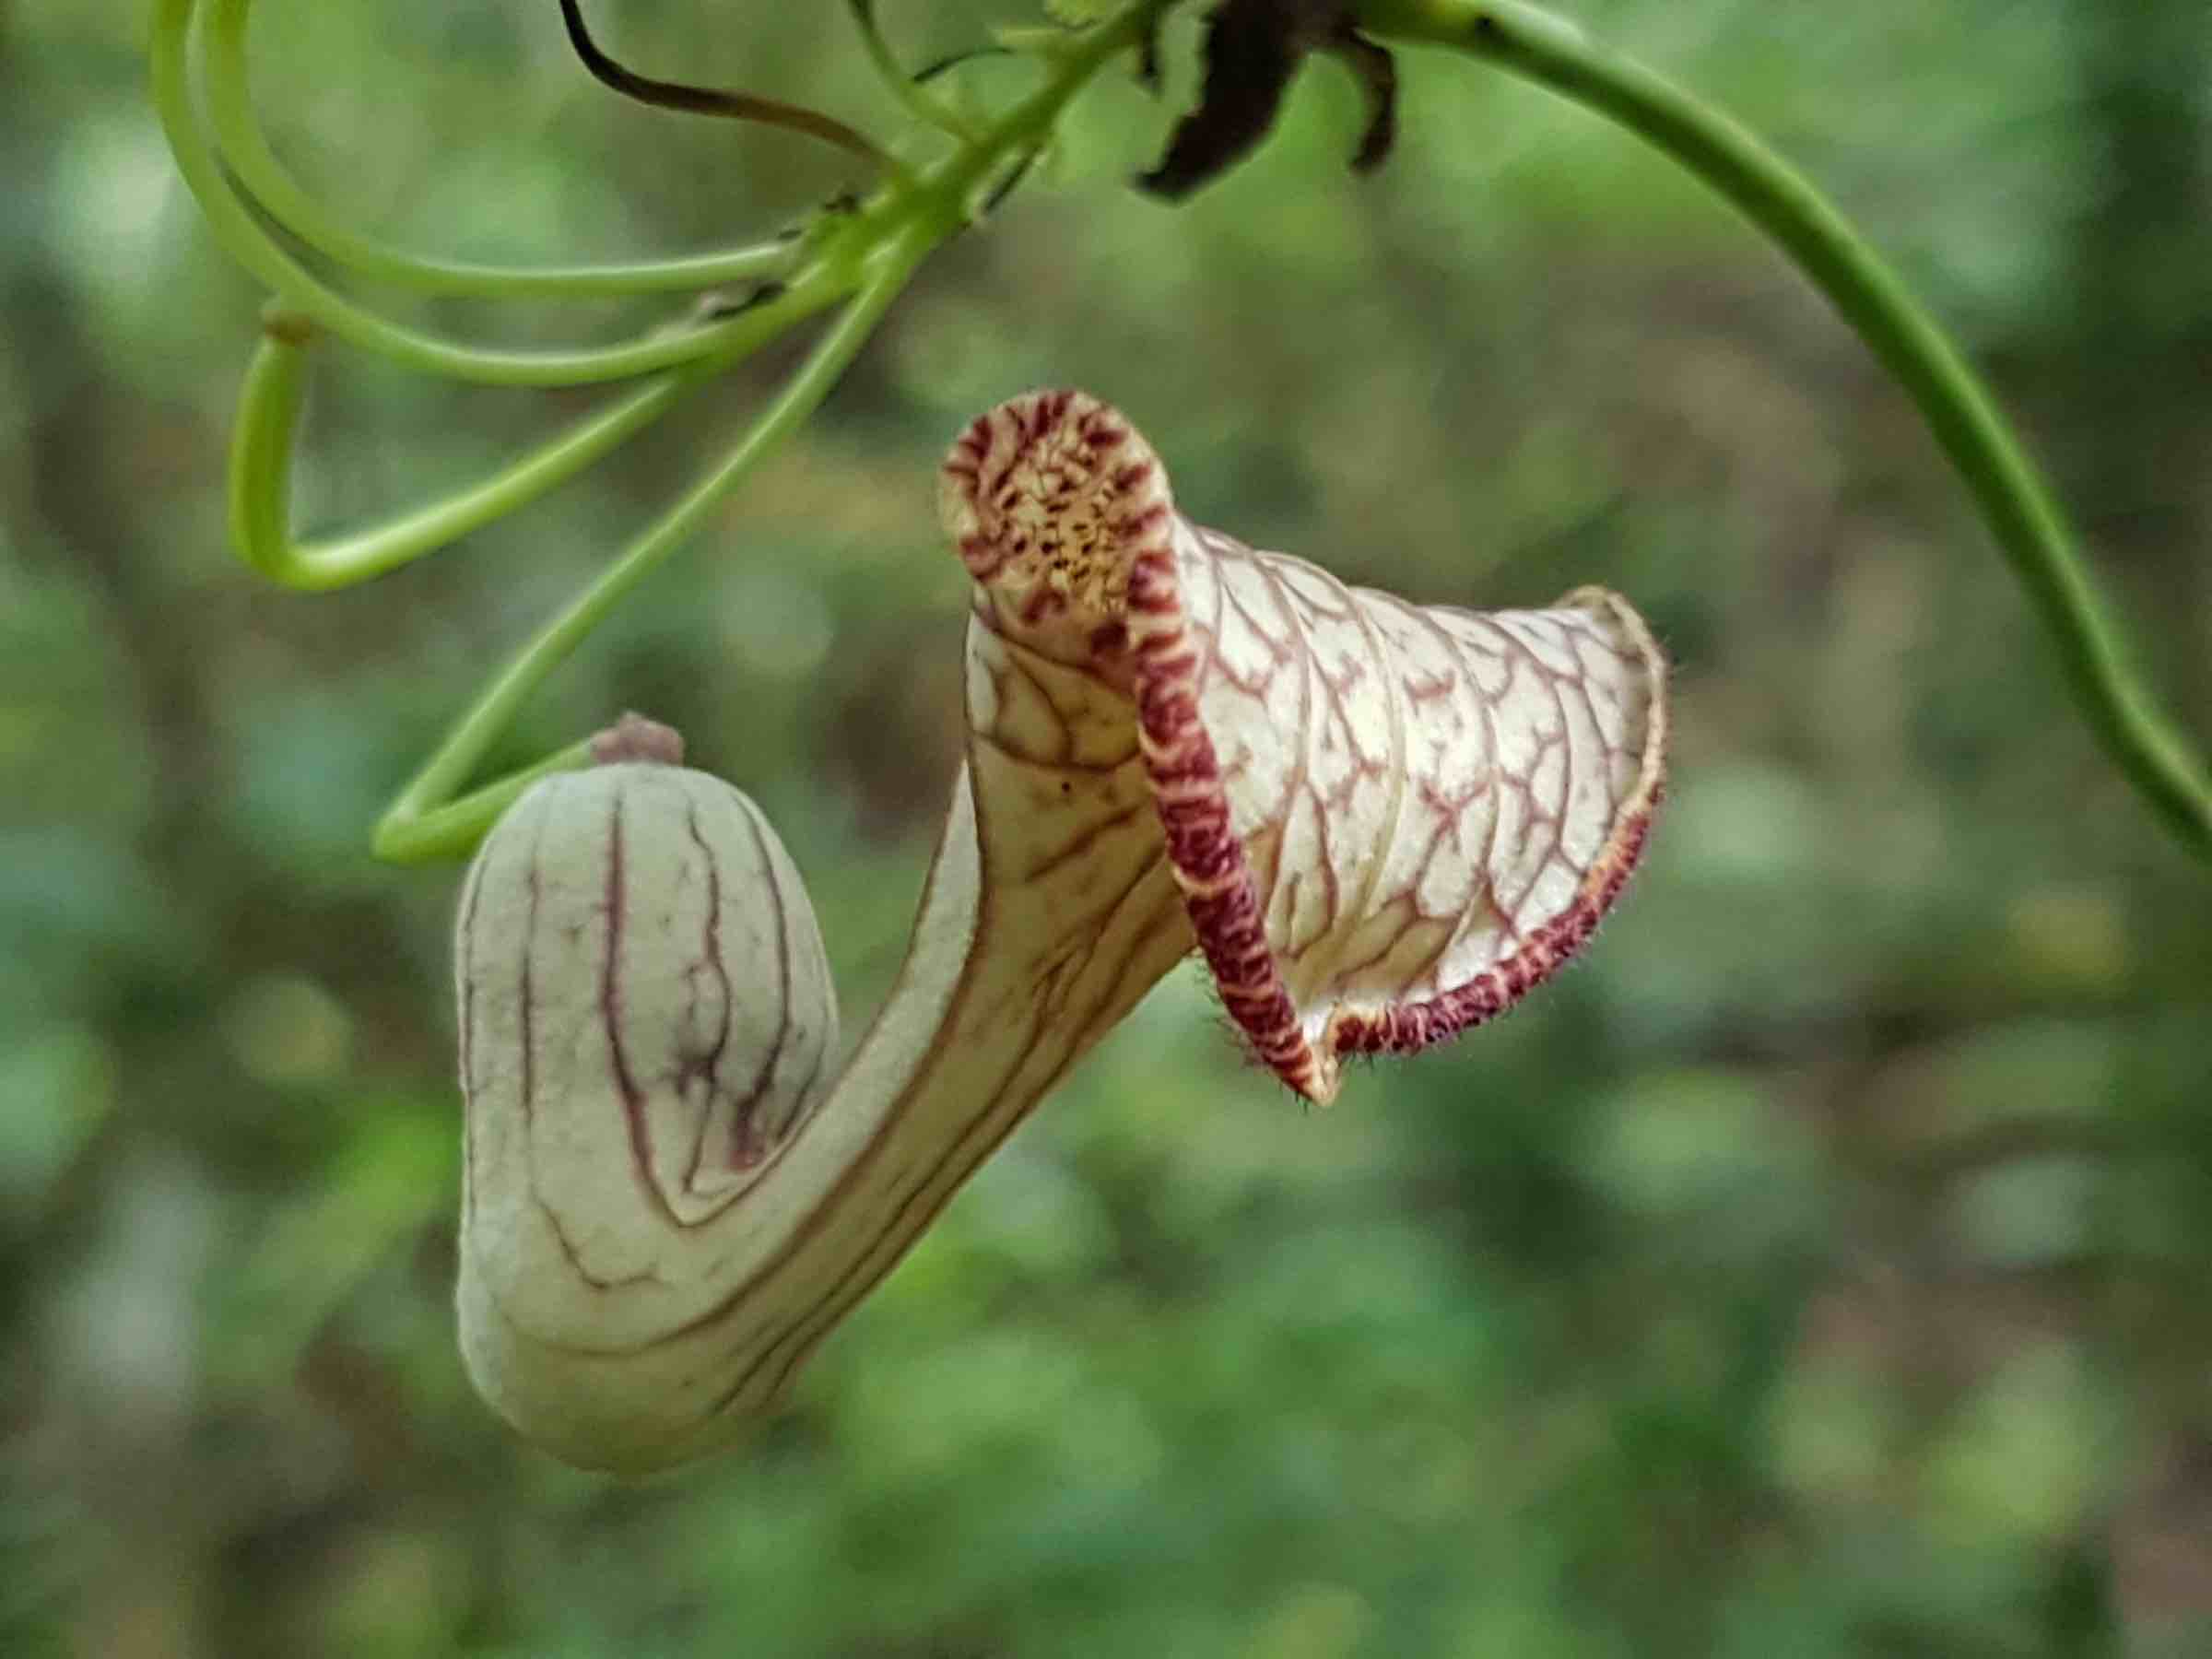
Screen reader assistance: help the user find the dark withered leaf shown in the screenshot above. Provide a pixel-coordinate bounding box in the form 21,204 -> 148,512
1137,0 -> 1306,199
1135,0 -> 1398,200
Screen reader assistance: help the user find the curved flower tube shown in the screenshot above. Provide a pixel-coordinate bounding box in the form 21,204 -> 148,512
454,391 -> 1665,1471
458,590 -> 1195,1472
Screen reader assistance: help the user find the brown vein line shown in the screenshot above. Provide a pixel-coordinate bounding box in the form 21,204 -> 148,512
1210,546 -> 1295,702
734,794 -> 794,1172
1331,577 -> 1413,985
1325,894 -> 1425,991
1191,519 -> 1230,706
1484,647 -> 1555,928
1552,623 -> 1605,878
1018,794 -> 1154,884
1496,616 -> 1576,922
505,788 -> 658,1292
1580,633 -> 1630,741
602,782 -> 683,1230
505,787 -> 671,1300
994,649 -> 1077,766
1376,792 -> 1475,1000
1387,817 -> 1480,998
474,1221 -> 668,1356
1244,547 -> 1323,934
679,796 -> 736,1199
971,733 -> 1129,776
512,791 -> 571,1293
1381,613 -> 1510,999
517,793 -> 552,1135
455,823 -> 494,1228
1469,618 -> 1534,936
707,795 -> 835,1217
534,1197 -> 666,1294
1406,600 -> 1512,935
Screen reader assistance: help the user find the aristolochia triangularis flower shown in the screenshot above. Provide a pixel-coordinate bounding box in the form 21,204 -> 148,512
942,388 -> 1666,1102
452,390 -> 1665,1472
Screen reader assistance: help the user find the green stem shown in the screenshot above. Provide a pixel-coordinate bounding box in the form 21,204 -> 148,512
371,240 -> 930,865
904,0 -> 1172,225
154,0 -> 860,384
225,271 -> 857,588
846,1 -> 982,142
1362,0 -> 2212,864
228,316 -> 708,590
199,0 -> 802,298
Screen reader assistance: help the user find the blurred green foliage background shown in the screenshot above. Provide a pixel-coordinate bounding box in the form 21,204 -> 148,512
6,2 -> 2212,1653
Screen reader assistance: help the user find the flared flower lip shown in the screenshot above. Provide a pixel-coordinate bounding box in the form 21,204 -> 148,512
943,388 -> 1667,1103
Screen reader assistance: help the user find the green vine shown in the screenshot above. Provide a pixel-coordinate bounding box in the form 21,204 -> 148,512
152,0 -> 2212,867
1364,0 -> 2212,864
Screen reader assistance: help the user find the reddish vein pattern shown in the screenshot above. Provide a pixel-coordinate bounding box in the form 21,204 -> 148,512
943,390 -> 1668,1103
